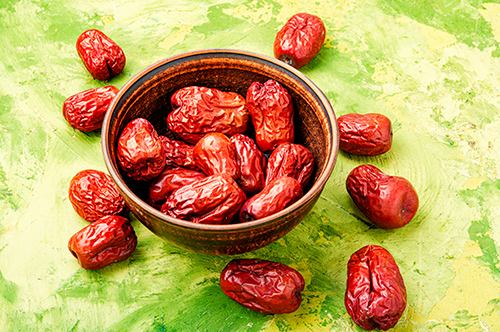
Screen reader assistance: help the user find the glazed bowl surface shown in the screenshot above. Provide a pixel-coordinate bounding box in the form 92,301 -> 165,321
102,49 -> 339,255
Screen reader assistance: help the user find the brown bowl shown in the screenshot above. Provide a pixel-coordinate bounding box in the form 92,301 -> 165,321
101,49 -> 339,255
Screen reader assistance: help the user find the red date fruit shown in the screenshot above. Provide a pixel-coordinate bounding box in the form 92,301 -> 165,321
240,176 -> 302,222
76,29 -> 126,80
265,142 -> 314,188
161,174 -> 246,224
193,133 -> 239,180
167,86 -> 250,144
62,85 -> 119,132
338,113 -> 393,156
274,13 -> 326,69
68,215 -> 137,270
117,118 -> 166,181
160,136 -> 198,170
346,164 -> 419,229
345,245 -> 407,331
246,80 -> 294,152
220,259 -> 305,314
68,169 -> 127,222
147,165 -> 206,209
230,134 -> 266,195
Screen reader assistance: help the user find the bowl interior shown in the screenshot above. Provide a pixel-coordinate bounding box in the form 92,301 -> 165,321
103,49 -> 338,231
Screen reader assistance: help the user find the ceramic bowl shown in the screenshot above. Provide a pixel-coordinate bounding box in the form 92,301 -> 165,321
101,49 -> 339,255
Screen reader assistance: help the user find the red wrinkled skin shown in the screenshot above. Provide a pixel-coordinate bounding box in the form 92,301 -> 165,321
274,13 -> 326,68
167,86 -> 250,144
68,169 -> 128,222
338,113 -> 393,156
265,142 -> 314,188
346,164 -> 419,229
161,174 -> 247,224
246,80 -> 294,152
62,85 -> 119,132
147,165 -> 206,209
220,259 -> 305,314
160,136 -> 198,170
117,118 -> 166,181
194,133 -> 240,179
76,29 -> 126,80
230,134 -> 267,195
68,215 -> 137,270
345,245 -> 407,331
240,176 -> 303,222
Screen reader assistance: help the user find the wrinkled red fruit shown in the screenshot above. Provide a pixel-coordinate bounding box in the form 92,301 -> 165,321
63,85 -> 119,132
147,165 -> 206,209
68,169 -> 127,222
345,245 -> 407,331
338,113 -> 393,156
230,134 -> 267,195
220,259 -> 305,314
167,86 -> 250,144
246,80 -> 294,152
346,164 -> 419,229
76,29 -> 126,80
68,215 -> 137,270
265,142 -> 314,188
240,176 -> 303,222
160,136 -> 198,170
161,174 -> 246,224
117,118 -> 166,181
193,133 -> 239,179
274,13 -> 326,68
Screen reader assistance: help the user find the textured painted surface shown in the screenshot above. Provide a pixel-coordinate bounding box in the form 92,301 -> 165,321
1,0 -> 500,331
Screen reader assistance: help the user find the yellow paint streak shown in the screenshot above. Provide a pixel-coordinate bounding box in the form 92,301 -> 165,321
372,60 -> 397,83
274,0 -> 357,25
418,24 -> 457,51
289,260 -> 311,286
101,15 -> 115,25
396,16 -> 457,51
334,43 -> 349,53
222,0 -> 274,24
422,241 -> 500,329
323,34 -> 336,48
264,291 -> 334,332
315,231 -> 328,244
377,92 -> 411,124
462,175 -> 487,190
158,25 -> 192,50
276,238 -> 287,247
479,3 -> 500,43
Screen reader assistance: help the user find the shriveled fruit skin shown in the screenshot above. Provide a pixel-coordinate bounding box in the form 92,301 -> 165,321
338,113 -> 393,156
274,13 -> 326,68
167,86 -> 249,144
345,245 -> 407,331
346,164 -> 419,229
161,174 -> 246,225
68,169 -> 128,222
68,215 -> 137,270
246,80 -> 294,153
76,29 -> 126,80
117,118 -> 166,181
220,259 -> 305,314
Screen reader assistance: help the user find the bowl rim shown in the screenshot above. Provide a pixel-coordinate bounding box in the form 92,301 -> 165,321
102,48 -> 339,232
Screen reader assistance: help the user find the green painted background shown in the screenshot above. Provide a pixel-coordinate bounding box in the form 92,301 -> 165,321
1,0 -> 500,331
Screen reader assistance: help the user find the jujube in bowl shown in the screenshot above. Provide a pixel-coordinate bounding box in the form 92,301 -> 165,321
101,49 -> 339,255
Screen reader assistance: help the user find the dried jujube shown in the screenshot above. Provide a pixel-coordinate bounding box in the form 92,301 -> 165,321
220,259 -> 305,314
117,118 -> 166,181
68,169 -> 127,222
345,245 -> 407,330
